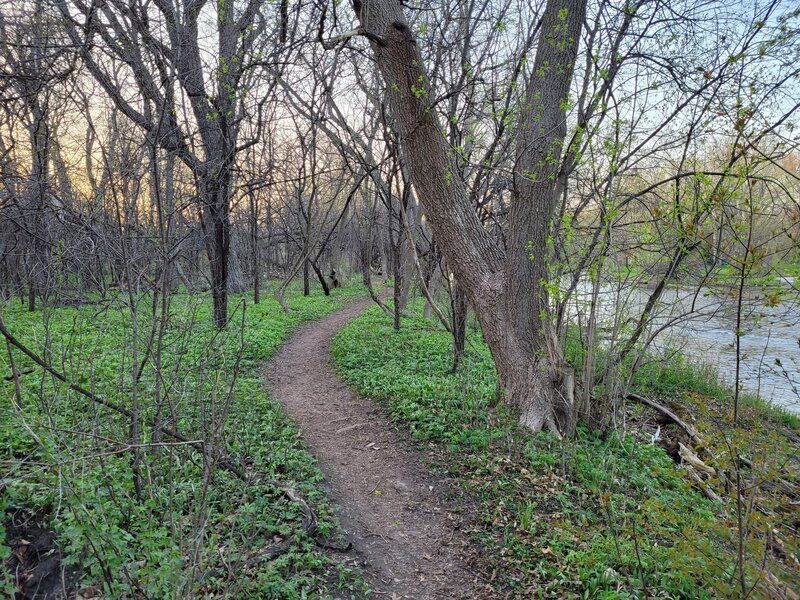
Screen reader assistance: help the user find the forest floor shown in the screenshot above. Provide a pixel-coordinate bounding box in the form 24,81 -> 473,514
265,298 -> 493,599
4,288 -> 797,598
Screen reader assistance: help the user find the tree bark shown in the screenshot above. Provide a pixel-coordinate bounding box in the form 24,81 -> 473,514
504,0 -> 586,434
198,175 -> 231,330
360,237 -> 371,286
227,236 -> 247,295
451,279 -> 467,372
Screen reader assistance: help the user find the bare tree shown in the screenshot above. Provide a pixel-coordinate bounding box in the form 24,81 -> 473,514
0,0 -> 76,309
54,0 -> 295,327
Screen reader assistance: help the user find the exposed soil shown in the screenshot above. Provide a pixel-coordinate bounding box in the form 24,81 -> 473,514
4,511 -> 78,600
265,298 -> 492,599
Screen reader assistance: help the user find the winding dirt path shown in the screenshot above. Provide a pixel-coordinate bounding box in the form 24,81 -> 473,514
265,298 -> 490,599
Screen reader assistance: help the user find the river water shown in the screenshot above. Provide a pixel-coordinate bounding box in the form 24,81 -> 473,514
567,278 -> 800,414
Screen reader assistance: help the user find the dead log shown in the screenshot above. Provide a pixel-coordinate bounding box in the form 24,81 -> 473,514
627,393 -> 702,445
679,442 -> 716,476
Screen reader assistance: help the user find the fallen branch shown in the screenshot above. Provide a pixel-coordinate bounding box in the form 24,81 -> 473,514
684,466 -> 724,503
242,488 -> 317,568
4,367 -> 34,381
679,442 -> 716,476
763,569 -> 799,600
367,279 -> 395,318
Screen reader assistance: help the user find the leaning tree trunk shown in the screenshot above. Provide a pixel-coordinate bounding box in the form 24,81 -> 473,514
352,0 -> 585,434
308,258 -> 331,296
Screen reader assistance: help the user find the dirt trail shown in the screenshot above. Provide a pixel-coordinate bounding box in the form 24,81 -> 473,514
265,298 -> 489,599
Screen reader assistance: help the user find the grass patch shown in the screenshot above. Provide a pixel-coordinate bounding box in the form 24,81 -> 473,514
1,283 -> 367,598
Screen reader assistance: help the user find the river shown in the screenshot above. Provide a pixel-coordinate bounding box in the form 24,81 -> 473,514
568,278 -> 800,414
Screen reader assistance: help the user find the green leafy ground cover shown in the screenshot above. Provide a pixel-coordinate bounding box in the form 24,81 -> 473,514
1,284 -> 367,598
333,304 -> 799,598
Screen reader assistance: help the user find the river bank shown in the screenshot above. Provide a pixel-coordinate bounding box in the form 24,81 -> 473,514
334,302 -> 800,598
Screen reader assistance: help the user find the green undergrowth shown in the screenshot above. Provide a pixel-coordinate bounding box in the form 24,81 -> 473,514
1,283 -> 367,598
333,304 -> 799,598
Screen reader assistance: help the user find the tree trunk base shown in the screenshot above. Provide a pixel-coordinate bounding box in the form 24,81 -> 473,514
504,359 -> 577,437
